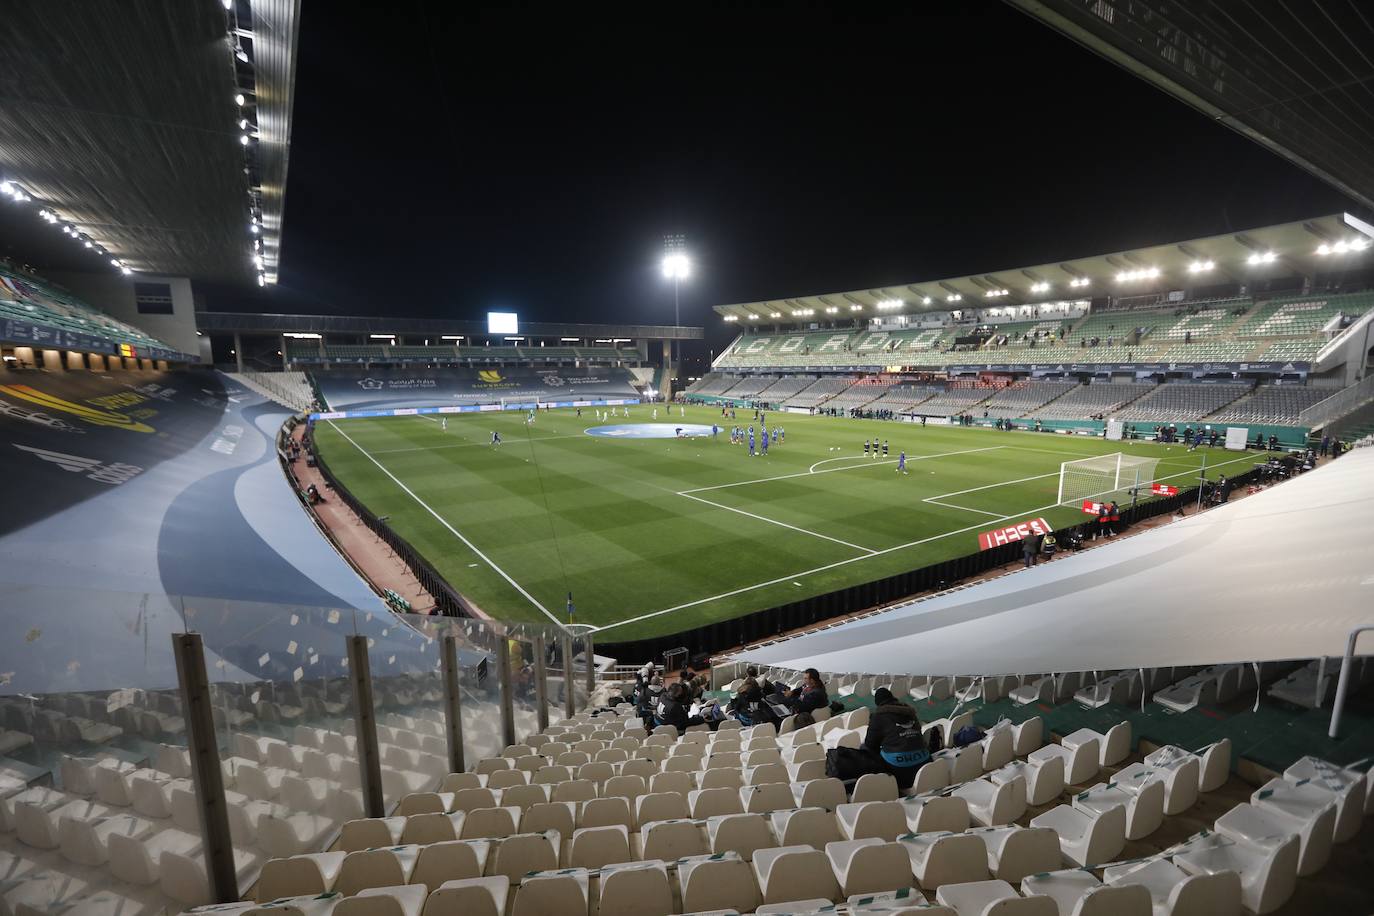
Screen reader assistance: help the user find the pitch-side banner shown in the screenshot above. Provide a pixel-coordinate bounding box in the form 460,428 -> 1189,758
1081,500 -> 1105,514
1151,483 -> 1179,496
977,517 -> 1052,551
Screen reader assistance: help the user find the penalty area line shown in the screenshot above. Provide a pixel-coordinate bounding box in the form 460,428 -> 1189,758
325,420 -> 565,629
678,491 -> 878,555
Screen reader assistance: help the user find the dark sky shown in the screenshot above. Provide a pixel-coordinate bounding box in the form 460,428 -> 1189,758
210,0 -> 1358,358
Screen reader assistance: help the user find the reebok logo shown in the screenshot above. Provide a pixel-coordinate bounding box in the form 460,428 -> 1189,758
13,444 -> 143,484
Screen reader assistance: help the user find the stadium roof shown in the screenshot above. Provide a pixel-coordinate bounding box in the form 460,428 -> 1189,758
0,1 -> 299,286
738,445 -> 1374,676
197,312 -> 705,341
713,213 -> 1374,325
1006,0 -> 1374,212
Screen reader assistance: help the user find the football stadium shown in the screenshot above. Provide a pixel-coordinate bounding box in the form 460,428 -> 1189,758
1,3 -> 1373,915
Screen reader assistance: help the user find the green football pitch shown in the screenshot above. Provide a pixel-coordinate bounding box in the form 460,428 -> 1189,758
313,406 -> 1264,640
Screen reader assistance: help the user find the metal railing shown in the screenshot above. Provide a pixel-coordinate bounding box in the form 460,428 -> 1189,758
1298,373 -> 1374,429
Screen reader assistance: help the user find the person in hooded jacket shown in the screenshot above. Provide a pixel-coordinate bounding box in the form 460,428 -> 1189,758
861,686 -> 936,789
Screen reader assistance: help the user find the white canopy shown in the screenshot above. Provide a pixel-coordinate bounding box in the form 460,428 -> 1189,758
739,446 -> 1374,677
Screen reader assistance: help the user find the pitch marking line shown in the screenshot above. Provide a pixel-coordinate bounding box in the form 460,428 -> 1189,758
924,499 -> 1006,518
679,491 -> 878,554
594,450 -> 1264,635
326,420 -> 565,629
684,445 -> 1005,495
368,432 -> 589,454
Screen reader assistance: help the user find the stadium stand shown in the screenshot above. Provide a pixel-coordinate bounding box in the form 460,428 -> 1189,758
718,376 -> 778,400
1114,383 -> 1250,422
861,384 -> 938,413
235,371 -> 316,413
0,265 -> 182,356
1031,382 -> 1156,420
754,376 -> 816,404
782,376 -> 857,409
912,387 -> 995,416
684,373 -> 736,396
1207,384 -> 1339,425
976,381 -> 1079,418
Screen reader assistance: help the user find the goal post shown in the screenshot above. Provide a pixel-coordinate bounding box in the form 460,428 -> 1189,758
1056,452 -> 1160,507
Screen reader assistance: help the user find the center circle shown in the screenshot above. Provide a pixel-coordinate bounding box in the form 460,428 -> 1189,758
584,423 -> 718,439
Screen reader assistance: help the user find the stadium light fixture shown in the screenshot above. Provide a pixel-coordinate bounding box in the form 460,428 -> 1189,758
503,336 -> 525,341
369,334 -> 395,339
825,306 -> 839,314
284,332 -> 322,339
745,313 -> 759,321
1246,251 -> 1277,265
769,311 -> 782,318
1030,281 -> 1050,293
560,337 -> 580,342
661,252 -> 690,280
256,274 -> 265,287
121,266 -> 132,275
441,335 -> 464,340
946,294 -> 962,302
723,315 -> 738,322
1187,260 -> 1215,273
1115,267 -> 1160,282
1069,277 -> 1090,288
234,92 -> 246,106
849,304 -> 862,311
875,298 -> 903,310
1354,238 -> 1370,251
921,296 -> 932,305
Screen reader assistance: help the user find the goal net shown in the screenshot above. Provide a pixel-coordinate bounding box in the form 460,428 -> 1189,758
1056,452 -> 1160,506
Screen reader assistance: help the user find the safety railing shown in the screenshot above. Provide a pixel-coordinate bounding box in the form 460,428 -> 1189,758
1298,373 -> 1374,429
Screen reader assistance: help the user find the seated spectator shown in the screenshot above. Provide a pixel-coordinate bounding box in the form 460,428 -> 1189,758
679,665 -> 706,701
726,674 -> 776,727
787,668 -> 829,714
652,681 -> 704,735
862,687 -> 938,790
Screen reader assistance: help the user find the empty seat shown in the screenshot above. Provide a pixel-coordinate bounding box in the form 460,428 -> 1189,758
58,811 -> 156,866
837,801 -> 909,841
989,756 -> 1063,808
900,795 -> 970,835
452,787 -> 501,812
697,768 -> 744,790
640,817 -> 709,860
579,796 -> 633,830
1029,738 -> 1099,787
1172,828 -> 1297,914
488,831 -> 560,883
1074,778 -> 1165,841
1030,803 -> 1126,867
439,773 -> 484,792
792,777 -> 847,811
336,845 -> 420,895
1060,723 -> 1131,767
598,859 -> 673,916
336,884 -> 427,916
690,787 -> 745,819
512,867 -> 589,916
936,879 -> 1057,915
899,832 -> 990,890
1022,869 -> 1152,916
636,791 -> 690,825
1011,717 -> 1043,756
487,769 -> 529,789
1102,858 -> 1241,916
851,773 -> 899,803
770,805 -> 843,850
551,780 -> 597,804
256,851 -> 347,900
825,838 -> 914,897
677,850 -> 762,913
411,839 -> 489,889
1135,748 -> 1202,815
1283,754 -> 1365,842
460,806 -> 520,839
566,824 -> 630,868
752,844 -> 840,904
707,812 -> 775,860
423,876 -> 508,916
740,782 -> 795,814
952,776 -> 1026,827
108,825 -> 201,885
1225,791 -> 1333,877
969,826 -> 1061,884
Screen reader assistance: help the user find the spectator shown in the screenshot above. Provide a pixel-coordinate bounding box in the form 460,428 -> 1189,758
1022,534 -> 1038,568
653,681 -> 704,734
788,668 -> 829,714
1041,531 -> 1058,560
679,667 -> 705,702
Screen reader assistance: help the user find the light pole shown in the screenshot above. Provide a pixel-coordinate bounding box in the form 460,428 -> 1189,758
661,234 -> 689,377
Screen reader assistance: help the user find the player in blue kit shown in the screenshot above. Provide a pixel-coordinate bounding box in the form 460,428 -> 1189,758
896,450 -> 907,474
748,426 -> 755,456
761,430 -> 769,455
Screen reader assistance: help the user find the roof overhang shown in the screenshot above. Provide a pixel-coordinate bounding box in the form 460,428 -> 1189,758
197,312 -> 705,340
0,0 -> 299,286
713,213 -> 1374,326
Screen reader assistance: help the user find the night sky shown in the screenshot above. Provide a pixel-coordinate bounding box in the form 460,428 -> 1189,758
209,1 -> 1359,362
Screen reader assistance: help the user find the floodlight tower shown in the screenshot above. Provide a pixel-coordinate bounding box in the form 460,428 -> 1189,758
661,234 -> 690,369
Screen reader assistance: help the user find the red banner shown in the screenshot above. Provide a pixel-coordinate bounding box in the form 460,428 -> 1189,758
977,517 -> 1053,551
1081,500 -> 1105,514
1151,483 -> 1178,496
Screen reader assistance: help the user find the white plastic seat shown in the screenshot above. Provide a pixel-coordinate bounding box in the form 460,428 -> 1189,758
707,812 -> 775,860
439,772 -> 484,792
977,728 -> 1014,773
551,779 -> 597,804
989,756 -> 1063,808
451,787 -> 501,812
752,844 -> 840,904
792,777 -> 847,811
603,774 -> 647,802
1011,717 -> 1043,756
1172,828 -> 1297,914
488,831 -> 561,883
1060,723 -> 1130,767
935,878 -> 1057,915
838,800 -> 909,841
1074,778 -> 1164,841
336,845 -> 421,895
1196,739 -> 1232,794
740,782 -> 794,814
397,792 -> 454,816
899,832 -> 990,890
677,850 -> 762,913
1102,858 -> 1242,916
340,816 -> 407,852
690,787 -> 745,819
1225,792 -> 1333,877
770,805 -> 843,850
15,795 -> 103,850
108,825 -> 201,885
1029,739 -> 1099,787
640,817 -> 709,859
598,859 -> 673,916
1009,677 -> 1053,707
952,776 -> 1026,827
487,769 -> 530,789
512,867 -> 590,916
852,773 -> 899,803
746,763 -> 790,786
1029,803 -> 1126,867
636,791 -> 690,825
618,758 -> 659,781
336,884 -> 428,916
533,766 -> 575,786
1132,750 -> 1201,815
1021,869 -> 1152,916
400,811 -> 466,845
825,837 -> 915,897
933,747 -> 984,786
968,826 -> 1061,884
423,876 -> 508,916
566,823 -> 630,868
1283,754 -> 1365,842
579,795 -> 633,830
58,810 -> 155,865
648,770 -> 693,796
411,839 -> 490,889
900,795 -> 970,834
256,851 -> 348,900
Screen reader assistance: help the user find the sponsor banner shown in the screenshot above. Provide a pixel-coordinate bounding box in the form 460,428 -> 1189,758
977,517 -> 1052,551
309,398 -> 640,421
1081,500 -> 1105,514
316,366 -> 641,411
1151,483 -> 1178,496
945,360 -> 1308,375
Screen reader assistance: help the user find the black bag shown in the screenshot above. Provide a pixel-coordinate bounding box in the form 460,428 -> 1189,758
825,745 -> 882,782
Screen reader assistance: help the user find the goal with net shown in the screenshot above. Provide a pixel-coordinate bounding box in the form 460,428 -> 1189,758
1056,452 -> 1160,506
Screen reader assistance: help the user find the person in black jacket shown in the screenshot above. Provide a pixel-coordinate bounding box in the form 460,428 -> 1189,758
652,682 -> 691,734
863,688 -> 920,755
862,687 -> 934,789
787,668 -> 829,714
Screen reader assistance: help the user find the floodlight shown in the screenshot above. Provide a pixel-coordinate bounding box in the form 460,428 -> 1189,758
921,296 -> 932,304
257,274 -> 265,287
1350,238 -> 1368,251
234,92 -> 246,106
120,266 -> 132,275
769,311 -> 782,318
723,315 -> 738,322
1316,244 -> 1331,256
661,253 -> 690,280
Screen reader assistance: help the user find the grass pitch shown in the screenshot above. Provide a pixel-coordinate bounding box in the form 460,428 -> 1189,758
313,406 -> 1263,640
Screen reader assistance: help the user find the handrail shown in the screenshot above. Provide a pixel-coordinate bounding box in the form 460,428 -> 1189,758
1299,374 -> 1374,428
1328,625 -> 1374,738
1314,307 -> 1374,367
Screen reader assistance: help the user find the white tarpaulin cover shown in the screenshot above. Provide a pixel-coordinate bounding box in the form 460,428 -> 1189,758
740,446 -> 1374,677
